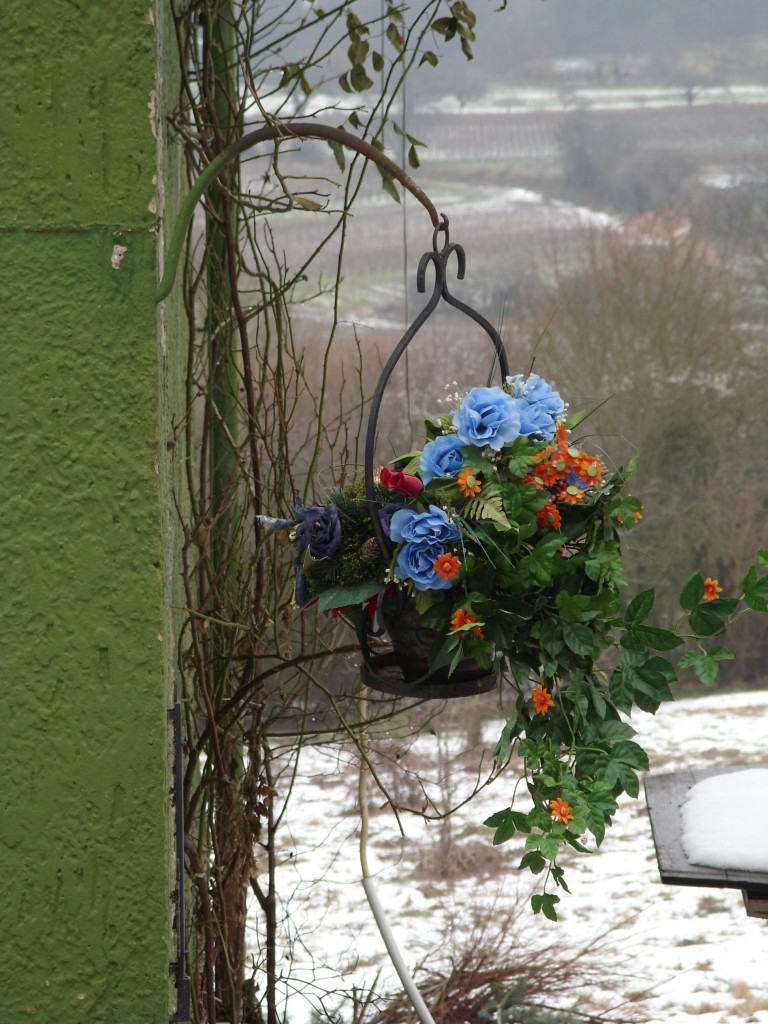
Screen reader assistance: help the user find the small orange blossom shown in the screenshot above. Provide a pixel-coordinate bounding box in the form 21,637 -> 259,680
433,552 -> 462,581
457,467 -> 483,498
703,577 -> 722,601
450,608 -> 483,638
549,797 -> 574,824
536,502 -> 562,530
531,685 -> 555,715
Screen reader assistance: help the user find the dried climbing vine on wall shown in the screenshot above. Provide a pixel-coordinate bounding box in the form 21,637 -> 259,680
169,3 -> 490,1021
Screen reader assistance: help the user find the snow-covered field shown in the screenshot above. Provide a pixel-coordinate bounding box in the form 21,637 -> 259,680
252,688 -> 768,1024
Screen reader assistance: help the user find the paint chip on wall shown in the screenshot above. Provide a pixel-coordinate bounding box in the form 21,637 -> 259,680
111,244 -> 128,269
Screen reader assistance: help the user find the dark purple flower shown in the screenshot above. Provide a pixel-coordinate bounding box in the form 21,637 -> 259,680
304,503 -> 341,558
378,502 -> 406,539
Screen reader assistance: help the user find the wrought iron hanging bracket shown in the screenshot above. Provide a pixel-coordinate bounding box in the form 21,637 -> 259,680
359,227 -> 509,699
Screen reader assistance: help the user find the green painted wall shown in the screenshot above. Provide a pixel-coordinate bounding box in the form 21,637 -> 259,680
0,2 -> 184,1020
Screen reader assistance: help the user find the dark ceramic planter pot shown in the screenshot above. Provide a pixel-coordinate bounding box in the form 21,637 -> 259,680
358,589 -> 497,699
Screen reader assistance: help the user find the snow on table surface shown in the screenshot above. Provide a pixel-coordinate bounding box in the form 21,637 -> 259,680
682,768 -> 768,873
250,689 -> 768,1024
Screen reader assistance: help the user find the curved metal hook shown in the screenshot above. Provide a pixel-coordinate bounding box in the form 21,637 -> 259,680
415,242 -> 464,294
364,238 -> 510,554
156,121 -> 442,303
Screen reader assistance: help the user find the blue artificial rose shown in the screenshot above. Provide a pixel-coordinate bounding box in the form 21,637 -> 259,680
452,386 -> 521,450
394,541 -> 454,591
304,503 -> 341,558
512,398 -> 558,439
389,505 -> 460,547
420,434 -> 465,484
506,373 -> 564,440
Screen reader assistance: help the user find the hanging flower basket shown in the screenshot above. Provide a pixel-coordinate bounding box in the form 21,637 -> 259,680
258,223 -> 768,915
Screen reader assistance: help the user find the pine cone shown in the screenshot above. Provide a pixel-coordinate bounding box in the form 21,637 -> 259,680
358,537 -> 382,563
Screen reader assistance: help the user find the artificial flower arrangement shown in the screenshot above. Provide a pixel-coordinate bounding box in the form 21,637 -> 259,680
261,373 -> 768,919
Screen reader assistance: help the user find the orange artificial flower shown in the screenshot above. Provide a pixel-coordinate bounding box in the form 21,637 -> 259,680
703,577 -> 722,601
457,468 -> 482,498
555,485 -> 585,505
549,797 -> 574,825
617,510 -> 643,526
534,423 -> 604,499
531,684 -> 555,715
450,608 -> 483,638
433,552 -> 462,581
536,502 -> 562,530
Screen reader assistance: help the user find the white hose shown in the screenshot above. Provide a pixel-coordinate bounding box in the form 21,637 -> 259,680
361,876 -> 437,1024
358,691 -> 437,1024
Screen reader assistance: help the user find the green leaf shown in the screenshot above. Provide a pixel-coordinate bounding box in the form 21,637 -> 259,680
484,808 -> 530,845
680,572 -> 704,610
609,650 -> 676,715
742,564 -> 768,612
431,16 -> 456,38
679,645 -> 734,685
419,50 -> 439,68
584,786 -> 618,845
377,169 -> 401,204
550,864 -> 571,892
539,835 -> 563,860
448,642 -> 465,677
407,144 -> 420,169
757,549 -> 768,567
689,605 -> 728,637
348,38 -> 369,65
371,50 -> 384,73
562,622 -> 597,657
589,682 -> 607,720
625,588 -> 654,624
613,740 -> 650,771
624,625 -> 684,652
279,62 -> 302,87
531,892 -> 560,920
386,21 -> 404,51
350,63 -> 374,92
327,139 -> 345,172
491,713 -> 522,763
519,850 -> 547,874
556,591 -> 594,623
597,720 -> 636,741
317,580 -> 380,612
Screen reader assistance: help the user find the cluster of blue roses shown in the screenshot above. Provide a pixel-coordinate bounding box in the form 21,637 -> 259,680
389,505 -> 460,592
383,375 -> 565,592
258,373 -> 567,605
420,374 -> 564,483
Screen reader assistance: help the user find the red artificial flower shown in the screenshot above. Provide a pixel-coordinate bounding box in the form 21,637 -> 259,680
379,466 -> 423,497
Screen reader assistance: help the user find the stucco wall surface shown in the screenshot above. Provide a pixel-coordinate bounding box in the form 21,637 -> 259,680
0,2 -> 181,1020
